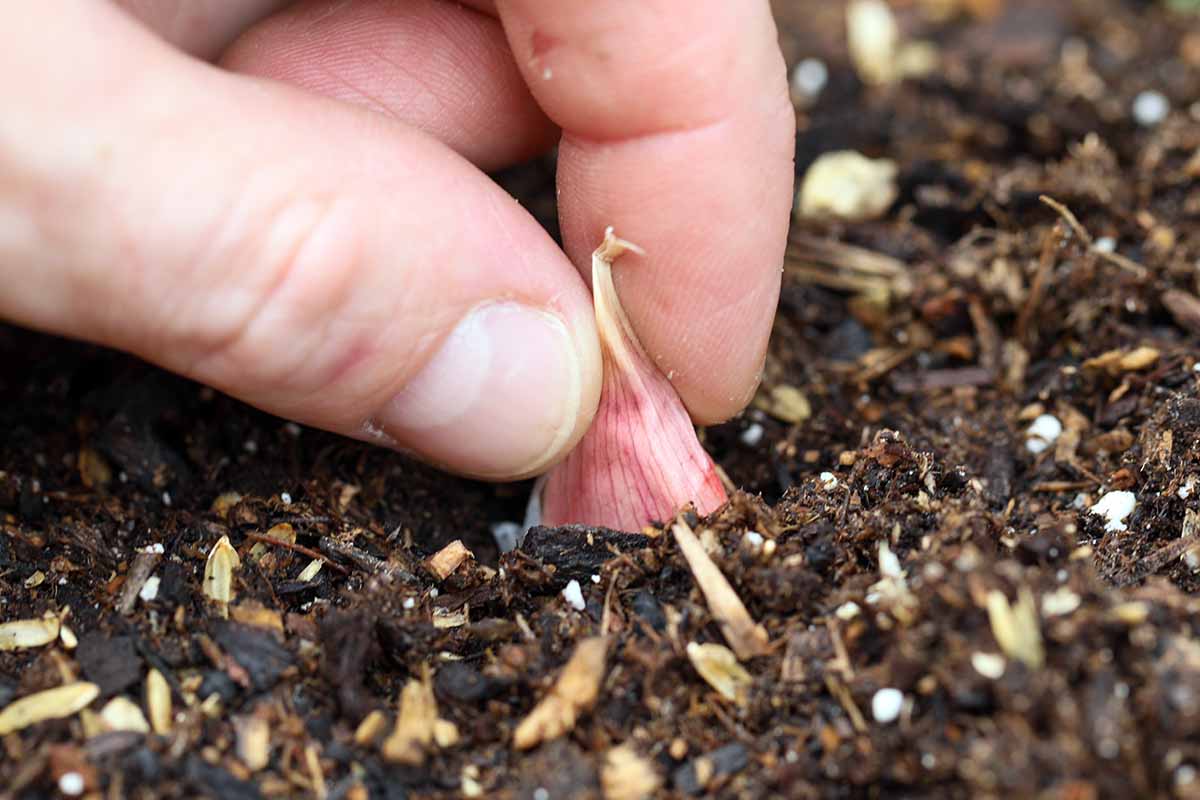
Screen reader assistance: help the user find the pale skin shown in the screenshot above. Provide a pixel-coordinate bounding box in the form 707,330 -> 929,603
0,0 -> 795,480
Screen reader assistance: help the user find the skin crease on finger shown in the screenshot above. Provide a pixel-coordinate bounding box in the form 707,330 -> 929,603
219,0 -> 559,170
493,0 -> 796,424
112,0 -> 294,59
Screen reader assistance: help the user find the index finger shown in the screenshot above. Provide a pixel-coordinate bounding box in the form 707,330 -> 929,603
495,0 -> 795,423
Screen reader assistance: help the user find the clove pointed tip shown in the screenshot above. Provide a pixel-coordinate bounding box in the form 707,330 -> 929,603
597,227 -> 646,263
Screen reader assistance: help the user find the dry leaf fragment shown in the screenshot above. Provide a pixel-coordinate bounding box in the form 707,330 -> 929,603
986,588 -> 1044,668
672,520 -> 769,659
145,669 -> 172,734
249,522 -> 295,562
686,642 -> 752,703
0,612 -> 60,651
97,696 -> 150,734
602,744 -> 662,800
0,682 -> 100,736
513,636 -> 608,750
203,535 -> 241,611
426,540 -> 473,580
382,667 -> 458,764
263,522 -> 295,544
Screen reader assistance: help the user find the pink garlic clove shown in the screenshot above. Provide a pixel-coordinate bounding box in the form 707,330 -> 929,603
536,228 -> 727,531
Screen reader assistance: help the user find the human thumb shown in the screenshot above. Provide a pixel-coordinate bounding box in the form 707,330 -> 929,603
0,4 -> 601,480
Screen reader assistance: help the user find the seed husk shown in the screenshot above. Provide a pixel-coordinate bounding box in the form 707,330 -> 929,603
0,682 -> 100,736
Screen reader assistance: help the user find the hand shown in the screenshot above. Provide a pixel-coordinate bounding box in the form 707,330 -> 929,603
0,0 -> 794,480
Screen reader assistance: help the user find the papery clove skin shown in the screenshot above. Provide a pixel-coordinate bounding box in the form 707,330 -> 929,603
537,228 -> 727,531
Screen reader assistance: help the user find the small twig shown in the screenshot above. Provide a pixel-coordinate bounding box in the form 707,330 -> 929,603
789,233 -> 907,276
318,536 -> 414,582
1015,220 -> 1066,346
1096,249 -> 1149,278
967,295 -> 1002,376
1111,537 -> 1197,587
1040,195 -> 1148,278
601,568 -> 620,636
246,532 -> 348,575
1038,195 -> 1092,247
116,549 -> 162,616
823,673 -> 867,734
706,698 -> 756,744
784,262 -> 895,294
671,519 -> 769,659
1031,480 -> 1096,493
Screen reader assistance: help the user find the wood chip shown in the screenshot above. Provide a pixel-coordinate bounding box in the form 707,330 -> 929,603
77,448 -> 112,489
0,612 -> 60,651
513,636 -> 608,750
1084,346 -> 1160,375
203,535 -> 241,612
985,588 -> 1044,669
117,549 -> 162,616
354,710 -> 388,746
230,602 -> 284,633
1118,346 -> 1160,371
432,604 -> 469,629
1163,289 -> 1200,335
671,520 -> 769,659
0,682 -> 100,735
297,558 -> 323,582
382,667 -> 458,764
145,669 -> 172,734
426,540 -> 473,581
305,743 -> 327,800
756,385 -> 812,424
211,492 -> 244,518
59,623 -> 78,650
236,712 -> 272,772
686,642 -> 753,703
97,696 -> 150,735
602,744 -> 662,800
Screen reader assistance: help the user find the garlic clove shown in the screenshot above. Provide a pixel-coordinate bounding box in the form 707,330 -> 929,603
536,228 -> 727,531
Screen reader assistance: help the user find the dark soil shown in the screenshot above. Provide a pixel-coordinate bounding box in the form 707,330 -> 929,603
5,1 -> 1200,797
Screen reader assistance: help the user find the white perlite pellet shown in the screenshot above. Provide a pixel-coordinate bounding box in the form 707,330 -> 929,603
562,580 -> 585,611
872,688 -> 904,723
1089,491 -> 1136,532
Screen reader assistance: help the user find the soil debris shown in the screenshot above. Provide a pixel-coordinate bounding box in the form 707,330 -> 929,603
672,520 -> 769,659
513,636 -> 608,750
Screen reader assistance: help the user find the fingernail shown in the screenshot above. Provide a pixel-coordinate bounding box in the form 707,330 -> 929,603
377,302 -> 585,479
